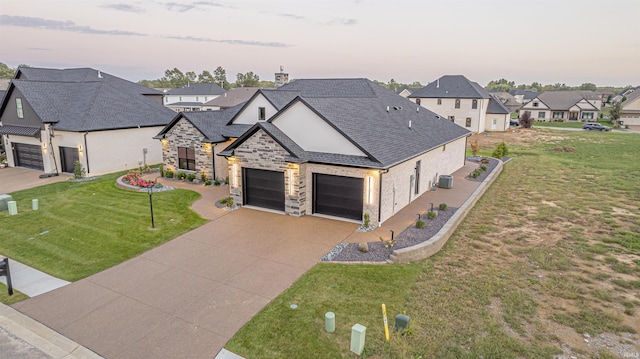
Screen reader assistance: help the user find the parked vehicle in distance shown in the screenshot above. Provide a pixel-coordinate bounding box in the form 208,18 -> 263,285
583,122 -> 611,131
510,118 -> 519,126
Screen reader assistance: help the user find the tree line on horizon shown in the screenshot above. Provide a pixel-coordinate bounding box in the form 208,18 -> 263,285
0,62 -> 634,95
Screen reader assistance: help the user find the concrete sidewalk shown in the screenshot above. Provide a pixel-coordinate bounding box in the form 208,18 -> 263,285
0,256 -> 70,297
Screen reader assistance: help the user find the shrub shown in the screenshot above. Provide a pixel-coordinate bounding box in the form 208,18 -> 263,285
491,141 -> 509,159
480,157 -> 490,164
439,203 -> 448,211
187,173 -> 196,182
73,160 -> 86,179
214,179 -> 221,186
416,219 -> 426,229
204,180 -> 212,186
480,165 -> 487,171
427,211 -> 437,219
470,139 -> 480,156
200,172 -> 207,182
519,110 -> 533,128
177,172 -> 187,180
165,170 -> 174,178
159,164 -> 164,177
220,196 -> 234,208
363,213 -> 370,228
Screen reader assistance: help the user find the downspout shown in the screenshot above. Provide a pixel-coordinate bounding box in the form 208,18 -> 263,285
211,143 -> 216,181
49,125 -> 59,176
83,131 -> 90,174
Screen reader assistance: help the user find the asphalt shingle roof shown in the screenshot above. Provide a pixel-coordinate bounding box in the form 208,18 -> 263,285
532,91 -> 599,111
408,75 -> 491,99
486,97 -> 511,114
4,67 -> 175,131
223,78 -> 472,169
203,87 -> 259,108
167,83 -> 226,96
0,124 -> 41,137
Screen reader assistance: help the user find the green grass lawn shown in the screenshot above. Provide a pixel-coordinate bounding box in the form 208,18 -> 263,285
533,120 -> 613,128
0,283 -> 28,305
0,172 -> 207,282
227,130 -> 640,358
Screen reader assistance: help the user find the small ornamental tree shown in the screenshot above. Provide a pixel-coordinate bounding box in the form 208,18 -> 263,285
492,142 -> 509,159
73,160 -> 86,179
519,110 -> 533,128
470,139 -> 480,156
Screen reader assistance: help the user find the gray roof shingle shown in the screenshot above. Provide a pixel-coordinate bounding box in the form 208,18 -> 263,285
223,78 -> 472,169
409,75 -> 491,99
486,97 -> 511,114
203,87 -> 259,108
531,91 -> 599,111
4,67 -> 175,131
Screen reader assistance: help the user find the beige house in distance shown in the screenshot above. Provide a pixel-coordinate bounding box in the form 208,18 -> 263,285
619,90 -> 640,130
520,91 -> 600,122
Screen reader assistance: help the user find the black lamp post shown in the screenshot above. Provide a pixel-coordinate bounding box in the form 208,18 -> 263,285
147,186 -> 155,228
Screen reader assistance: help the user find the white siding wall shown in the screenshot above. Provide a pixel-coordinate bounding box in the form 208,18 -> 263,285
414,98 -> 485,132
272,102 -> 366,156
51,127 -> 163,176
165,95 -> 219,104
232,95 -> 278,124
378,137 -> 466,224
484,113 -> 509,132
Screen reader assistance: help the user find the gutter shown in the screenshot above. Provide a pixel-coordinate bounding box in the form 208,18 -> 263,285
83,132 -> 90,174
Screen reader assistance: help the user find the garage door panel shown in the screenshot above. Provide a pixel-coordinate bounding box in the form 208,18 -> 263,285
244,168 -> 285,211
313,174 -> 363,220
14,143 -> 44,171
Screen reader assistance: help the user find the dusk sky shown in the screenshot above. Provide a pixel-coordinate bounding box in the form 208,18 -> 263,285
1,0 -> 638,87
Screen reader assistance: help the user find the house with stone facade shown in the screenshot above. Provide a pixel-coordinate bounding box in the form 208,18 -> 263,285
408,75 -> 511,133
217,79 -> 471,226
0,67 -> 174,175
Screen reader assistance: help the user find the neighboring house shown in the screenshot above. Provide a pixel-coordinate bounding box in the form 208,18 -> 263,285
408,75 -> 511,132
201,87 -> 259,111
0,67 -> 175,175
510,89 -> 540,104
490,92 -> 521,113
217,78 -> 471,225
611,87 -> 637,104
594,90 -> 616,105
619,90 -> 640,130
397,88 -> 412,98
164,83 -> 226,112
520,91 -> 600,122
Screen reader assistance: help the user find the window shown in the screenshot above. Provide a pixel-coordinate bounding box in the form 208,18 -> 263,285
164,97 -> 168,103
581,112 -> 594,119
196,96 -> 199,101
448,115 -> 455,122
455,99 -> 460,108
204,97 -> 208,102
465,118 -> 472,127
442,144 -> 446,151
258,107 -> 266,121
179,96 -> 182,101
437,98 -> 442,105
16,98 -> 24,118
538,112 -> 546,119
553,111 -> 564,119
178,147 -> 196,171
416,98 -> 421,105
472,99 -> 478,109
533,102 -> 539,107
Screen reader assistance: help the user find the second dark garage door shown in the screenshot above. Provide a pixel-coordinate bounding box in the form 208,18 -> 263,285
313,173 -> 363,221
243,168 -> 285,211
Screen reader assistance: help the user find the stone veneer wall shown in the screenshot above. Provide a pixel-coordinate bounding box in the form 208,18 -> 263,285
162,118 -> 214,180
229,129 -> 304,216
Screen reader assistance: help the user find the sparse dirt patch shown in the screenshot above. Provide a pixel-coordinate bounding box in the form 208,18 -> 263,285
553,146 -> 576,152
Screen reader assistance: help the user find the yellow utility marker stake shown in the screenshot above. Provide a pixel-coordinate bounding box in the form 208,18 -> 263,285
381,304 -> 389,342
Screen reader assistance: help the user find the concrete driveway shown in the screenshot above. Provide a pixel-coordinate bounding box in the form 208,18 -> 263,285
12,206 -> 358,358
0,167 -> 71,194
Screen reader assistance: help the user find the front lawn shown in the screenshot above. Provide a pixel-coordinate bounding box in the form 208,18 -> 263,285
533,120 -> 613,128
0,172 -> 207,281
227,129 -> 640,358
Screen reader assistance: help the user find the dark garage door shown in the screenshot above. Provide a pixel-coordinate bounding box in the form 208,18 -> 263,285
313,173 -> 363,220
13,143 -> 44,171
244,168 -> 285,211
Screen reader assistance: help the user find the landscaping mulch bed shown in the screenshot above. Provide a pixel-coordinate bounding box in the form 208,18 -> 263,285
324,207 -> 458,263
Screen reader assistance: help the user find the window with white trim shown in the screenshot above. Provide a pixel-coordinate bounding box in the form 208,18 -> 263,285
538,111 -> 546,119
472,99 -> 478,109
16,98 -> 24,118
258,107 -> 266,121
553,111 -> 563,119
581,112 -> 594,119
455,99 -> 460,108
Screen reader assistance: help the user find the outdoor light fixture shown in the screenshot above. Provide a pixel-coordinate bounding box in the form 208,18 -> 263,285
232,164 -> 238,188
78,144 -> 83,152
367,176 -> 373,204
288,169 -> 294,195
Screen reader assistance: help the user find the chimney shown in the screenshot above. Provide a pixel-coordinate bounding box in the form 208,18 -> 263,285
97,70 -> 103,79
275,66 -> 289,88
